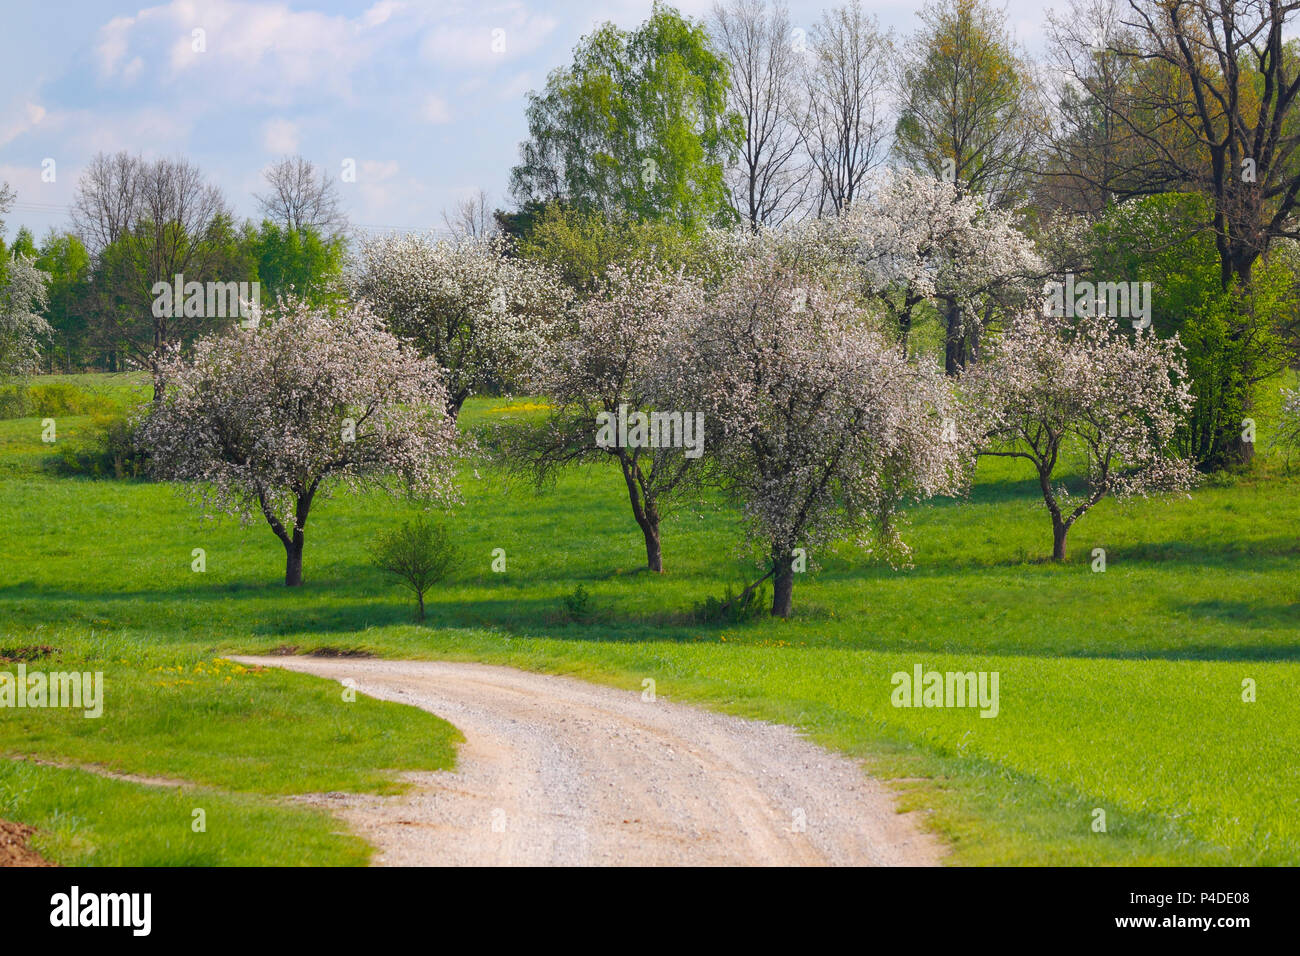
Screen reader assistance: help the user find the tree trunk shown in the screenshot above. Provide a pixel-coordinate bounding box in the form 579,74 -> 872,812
1052,517 -> 1069,562
641,520 -> 663,573
417,591 -> 426,620
942,296 -> 965,376
619,453 -> 663,573
771,559 -> 795,618
283,490 -> 316,587
150,364 -> 167,407
285,531 -> 305,586
1201,407 -> 1256,469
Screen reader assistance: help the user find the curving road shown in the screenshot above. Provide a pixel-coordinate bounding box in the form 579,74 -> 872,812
232,656 -> 943,867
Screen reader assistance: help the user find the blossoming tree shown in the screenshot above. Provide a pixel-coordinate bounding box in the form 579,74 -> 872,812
138,301 -> 461,586
1276,388 -> 1300,466
351,233 -> 570,419
505,263 -> 705,572
967,313 -> 1198,560
666,250 -> 971,617
0,255 -> 51,378
826,168 -> 1041,365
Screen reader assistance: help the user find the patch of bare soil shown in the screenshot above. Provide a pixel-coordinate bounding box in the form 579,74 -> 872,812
0,821 -> 55,867
0,645 -> 57,663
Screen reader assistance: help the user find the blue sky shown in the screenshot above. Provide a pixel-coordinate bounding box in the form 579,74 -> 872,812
0,0 -> 1052,242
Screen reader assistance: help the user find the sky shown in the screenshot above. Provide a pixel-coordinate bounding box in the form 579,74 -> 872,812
0,0 -> 1056,243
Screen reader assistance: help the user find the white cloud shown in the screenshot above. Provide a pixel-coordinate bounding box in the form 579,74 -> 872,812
420,6 -> 557,66
95,16 -> 137,76
262,118 -> 300,153
422,94 -> 452,124
0,101 -> 47,148
92,0 -> 414,106
361,0 -> 406,28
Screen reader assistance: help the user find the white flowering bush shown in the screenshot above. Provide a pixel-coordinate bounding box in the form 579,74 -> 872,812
0,256 -> 51,378
967,313 -> 1198,560
1275,388 -> 1300,469
505,262 -> 705,572
663,249 -> 972,617
351,233 -> 571,418
138,300 -> 461,586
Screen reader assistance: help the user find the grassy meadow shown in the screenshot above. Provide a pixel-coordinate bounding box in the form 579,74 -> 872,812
1,373 -> 1297,865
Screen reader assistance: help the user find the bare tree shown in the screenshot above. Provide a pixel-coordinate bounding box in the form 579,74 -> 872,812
441,189 -> 498,239
1048,0 -> 1300,289
794,0 -> 892,215
1041,0 -> 1139,215
254,156 -> 346,237
1047,0 -> 1300,466
710,0 -> 810,229
70,153 -> 141,256
71,152 -> 235,392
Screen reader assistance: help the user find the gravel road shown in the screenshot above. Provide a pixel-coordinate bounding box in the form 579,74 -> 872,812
232,655 -> 943,867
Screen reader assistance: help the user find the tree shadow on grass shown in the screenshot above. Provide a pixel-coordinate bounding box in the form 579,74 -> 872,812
1175,599 -> 1300,631
4,544 -> 1299,663
825,534 -> 1300,577
929,476 -> 1050,508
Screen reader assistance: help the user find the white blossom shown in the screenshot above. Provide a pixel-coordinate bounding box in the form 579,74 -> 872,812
138,299 -> 461,585
350,233 -> 571,417
822,169 -> 1043,344
966,312 -> 1198,560
662,247 -> 971,616
0,256 -> 51,378
508,262 -> 706,572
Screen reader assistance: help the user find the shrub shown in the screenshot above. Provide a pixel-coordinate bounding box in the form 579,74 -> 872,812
26,382 -> 116,418
0,381 -> 122,421
368,516 -> 460,619
693,581 -> 769,624
0,382 -> 27,419
51,411 -> 148,479
560,584 -> 594,623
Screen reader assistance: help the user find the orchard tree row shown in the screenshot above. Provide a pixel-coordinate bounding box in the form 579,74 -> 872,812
139,197 -> 1196,616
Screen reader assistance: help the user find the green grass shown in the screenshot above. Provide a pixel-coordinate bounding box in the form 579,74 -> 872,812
1,376 -> 1297,865
0,649 -> 459,795
0,760 -> 372,866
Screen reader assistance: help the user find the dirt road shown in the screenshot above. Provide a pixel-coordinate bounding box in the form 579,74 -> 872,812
232,656 -> 943,866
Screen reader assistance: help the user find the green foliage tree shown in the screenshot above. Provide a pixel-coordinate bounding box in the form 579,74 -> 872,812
517,203 -> 719,293
71,152 -> 238,385
894,0 -> 1040,204
509,2 -> 743,231
1090,193 -> 1300,468
34,231 -> 91,372
246,221 -> 346,308
369,515 -> 460,619
10,228 -> 37,260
